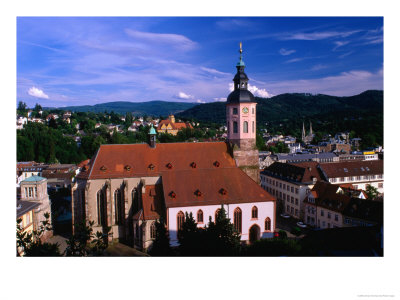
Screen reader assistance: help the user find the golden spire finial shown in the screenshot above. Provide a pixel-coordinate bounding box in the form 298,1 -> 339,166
239,42 -> 242,53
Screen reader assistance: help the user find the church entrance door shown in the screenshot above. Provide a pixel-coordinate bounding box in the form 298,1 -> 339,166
249,224 -> 260,244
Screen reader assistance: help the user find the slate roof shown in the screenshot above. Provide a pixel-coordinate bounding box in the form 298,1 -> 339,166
261,161 -> 324,184
17,200 -> 40,218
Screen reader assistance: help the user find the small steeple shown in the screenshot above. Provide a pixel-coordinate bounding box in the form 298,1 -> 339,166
302,122 -> 306,141
309,121 -> 313,136
149,124 -> 156,148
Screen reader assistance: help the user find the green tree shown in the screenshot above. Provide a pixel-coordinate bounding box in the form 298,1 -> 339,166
365,185 -> 379,200
65,221 -> 111,256
148,218 -> 173,256
178,212 -> 202,256
204,206 -> 241,256
17,213 -> 61,256
34,103 -> 42,112
17,101 -> 28,116
256,133 -> 267,151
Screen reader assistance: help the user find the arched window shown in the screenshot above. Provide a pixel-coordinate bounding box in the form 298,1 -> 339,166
114,189 -> 124,225
252,121 -> 255,133
97,190 -> 107,226
233,121 -> 238,133
150,222 -> 156,239
234,207 -> 242,234
197,210 -> 204,223
252,107 -> 255,114
215,208 -> 221,222
265,217 -> 271,231
243,121 -> 248,133
251,206 -> 258,219
177,211 -> 185,232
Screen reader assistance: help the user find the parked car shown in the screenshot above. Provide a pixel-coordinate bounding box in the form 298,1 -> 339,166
280,213 -> 290,219
296,221 -> 307,228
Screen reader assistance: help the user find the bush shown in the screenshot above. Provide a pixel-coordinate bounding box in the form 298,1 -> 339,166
291,226 -> 302,236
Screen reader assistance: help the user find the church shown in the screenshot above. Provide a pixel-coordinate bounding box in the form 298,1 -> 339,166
72,44 -> 276,251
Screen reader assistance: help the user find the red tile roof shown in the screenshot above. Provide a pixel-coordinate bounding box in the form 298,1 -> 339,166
87,142 -> 236,179
319,160 -> 383,178
304,181 -> 351,213
157,120 -> 193,131
162,168 -> 275,208
141,184 -> 164,220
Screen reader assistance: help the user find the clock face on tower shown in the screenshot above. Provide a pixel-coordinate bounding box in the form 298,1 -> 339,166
242,107 -> 249,114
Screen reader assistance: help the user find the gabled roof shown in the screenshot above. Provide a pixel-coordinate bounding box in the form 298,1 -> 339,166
141,184 -> 165,220
162,168 -> 275,208
87,142 -> 236,179
262,161 -> 323,184
304,181 -> 351,213
319,160 -> 383,178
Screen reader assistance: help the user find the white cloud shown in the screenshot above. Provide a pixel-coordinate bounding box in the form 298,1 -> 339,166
125,29 -> 197,51
279,48 -> 296,56
311,64 -> 328,71
280,30 -> 361,41
285,57 -> 304,64
229,83 -> 273,98
174,92 -> 194,100
213,97 -> 227,102
248,84 -> 273,98
28,87 -> 49,99
333,41 -> 349,51
196,99 -> 206,103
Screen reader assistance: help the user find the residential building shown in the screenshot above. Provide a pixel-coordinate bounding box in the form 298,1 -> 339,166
157,114 -> 193,136
274,152 -> 339,164
303,181 -> 383,229
17,200 -> 40,235
19,176 -> 52,240
41,164 -> 79,189
260,161 -> 324,219
319,160 -> 384,194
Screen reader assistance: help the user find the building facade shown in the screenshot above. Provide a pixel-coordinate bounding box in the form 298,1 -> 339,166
72,45 -> 276,251
226,43 -> 259,183
260,161 -> 323,219
19,176 -> 52,240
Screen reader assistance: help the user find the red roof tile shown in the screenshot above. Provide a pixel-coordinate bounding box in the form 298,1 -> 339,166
319,160 -> 383,178
141,184 -> 164,220
162,168 -> 275,208
88,142 -> 236,179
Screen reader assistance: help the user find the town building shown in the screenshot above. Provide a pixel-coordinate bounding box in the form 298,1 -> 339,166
274,152 -> 339,164
157,115 -> 193,136
319,160 -> 384,194
41,164 -> 79,190
71,44 -> 276,251
303,181 -> 383,229
19,176 -> 52,240
17,200 -> 40,235
260,161 -> 324,219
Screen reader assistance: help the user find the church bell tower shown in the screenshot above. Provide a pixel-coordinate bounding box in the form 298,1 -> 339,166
226,43 -> 259,183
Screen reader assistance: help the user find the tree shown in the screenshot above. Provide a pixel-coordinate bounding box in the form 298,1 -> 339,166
204,206 -> 241,256
65,221 -> 111,256
365,185 -> 379,200
178,212 -> 202,256
148,218 -> 173,256
17,101 -> 28,116
256,133 -> 267,151
17,213 -> 61,256
34,103 -> 42,112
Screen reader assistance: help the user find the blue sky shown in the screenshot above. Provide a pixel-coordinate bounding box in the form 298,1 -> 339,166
17,17 -> 383,107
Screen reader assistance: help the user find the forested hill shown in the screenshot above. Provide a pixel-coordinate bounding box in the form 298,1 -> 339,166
47,100 -> 197,116
176,90 -> 383,125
